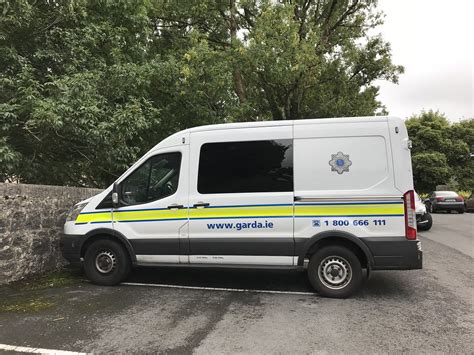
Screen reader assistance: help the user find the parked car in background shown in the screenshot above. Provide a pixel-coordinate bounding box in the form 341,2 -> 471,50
464,193 -> 474,212
424,191 -> 464,214
415,192 -> 432,231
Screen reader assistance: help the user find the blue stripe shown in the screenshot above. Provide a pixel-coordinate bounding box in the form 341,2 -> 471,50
114,207 -> 180,213
80,207 -> 172,215
202,203 -> 292,209
116,216 -> 292,223
79,210 -> 112,215
74,222 -> 88,225
116,217 -> 188,223
190,215 -> 292,220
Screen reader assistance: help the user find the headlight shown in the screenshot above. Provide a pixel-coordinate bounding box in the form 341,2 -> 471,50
66,202 -> 87,222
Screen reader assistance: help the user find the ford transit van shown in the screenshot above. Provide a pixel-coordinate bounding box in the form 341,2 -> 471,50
61,117 -> 422,298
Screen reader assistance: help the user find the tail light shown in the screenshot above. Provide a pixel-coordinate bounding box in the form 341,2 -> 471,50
456,196 -> 464,202
403,190 -> 417,240
436,197 -> 444,202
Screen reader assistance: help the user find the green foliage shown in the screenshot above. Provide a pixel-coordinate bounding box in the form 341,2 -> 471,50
411,152 -> 451,193
406,110 -> 473,193
458,191 -> 472,199
1,0 -> 403,187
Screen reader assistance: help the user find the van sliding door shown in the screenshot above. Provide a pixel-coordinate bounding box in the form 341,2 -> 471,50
187,125 -> 295,266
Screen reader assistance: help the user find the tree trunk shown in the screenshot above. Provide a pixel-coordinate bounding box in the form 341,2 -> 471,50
230,0 -> 246,105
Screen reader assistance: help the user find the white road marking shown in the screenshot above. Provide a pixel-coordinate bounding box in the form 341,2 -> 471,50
0,343 -> 88,354
121,282 -> 316,295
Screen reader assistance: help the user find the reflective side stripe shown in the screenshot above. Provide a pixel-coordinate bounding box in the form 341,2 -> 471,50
189,205 -> 293,219
294,203 -> 404,217
75,201 -> 404,224
75,212 -> 112,224
114,209 -> 188,222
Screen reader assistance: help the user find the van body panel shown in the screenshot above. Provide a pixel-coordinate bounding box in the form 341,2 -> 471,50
61,116 -> 422,275
293,118 -> 405,242
64,188 -> 113,239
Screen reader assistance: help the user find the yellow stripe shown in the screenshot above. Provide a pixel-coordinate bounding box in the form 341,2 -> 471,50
75,212 -> 112,224
294,204 -> 404,216
189,206 -> 293,219
75,203 -> 404,224
114,209 -> 187,221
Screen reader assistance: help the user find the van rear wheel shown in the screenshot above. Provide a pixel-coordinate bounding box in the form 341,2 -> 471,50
308,245 -> 362,298
84,239 -> 131,286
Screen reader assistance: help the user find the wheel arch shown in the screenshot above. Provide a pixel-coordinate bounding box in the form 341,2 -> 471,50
297,230 -> 374,268
81,228 -> 137,265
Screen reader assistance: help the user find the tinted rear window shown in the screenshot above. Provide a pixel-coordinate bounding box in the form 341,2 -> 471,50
198,139 -> 293,194
436,191 -> 458,197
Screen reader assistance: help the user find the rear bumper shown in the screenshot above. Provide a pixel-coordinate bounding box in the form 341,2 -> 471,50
362,237 -> 423,270
434,202 -> 464,210
60,233 -> 86,264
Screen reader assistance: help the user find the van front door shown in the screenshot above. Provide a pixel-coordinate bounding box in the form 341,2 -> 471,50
187,126 -> 295,266
113,145 -> 189,264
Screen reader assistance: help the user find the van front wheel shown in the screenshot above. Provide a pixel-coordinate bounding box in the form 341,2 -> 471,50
84,239 -> 131,286
308,246 -> 362,298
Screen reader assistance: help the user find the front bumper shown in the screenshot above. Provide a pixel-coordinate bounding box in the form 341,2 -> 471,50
416,213 -> 429,224
362,237 -> 422,270
60,233 -> 86,264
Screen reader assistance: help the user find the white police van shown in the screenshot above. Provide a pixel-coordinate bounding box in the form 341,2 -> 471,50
61,117 -> 422,298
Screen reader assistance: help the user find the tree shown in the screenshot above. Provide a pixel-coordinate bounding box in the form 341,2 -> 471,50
0,0 -> 232,186
1,0 -> 403,187
411,152 -> 451,193
156,0 -> 403,120
406,110 -> 473,192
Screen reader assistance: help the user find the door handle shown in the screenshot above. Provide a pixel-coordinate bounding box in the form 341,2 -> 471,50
167,204 -> 184,210
193,202 -> 210,208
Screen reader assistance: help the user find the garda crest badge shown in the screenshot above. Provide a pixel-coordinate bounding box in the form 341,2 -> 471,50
329,151 -> 352,174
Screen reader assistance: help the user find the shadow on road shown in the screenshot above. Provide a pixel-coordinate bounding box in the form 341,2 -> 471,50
124,266 -> 416,299
126,266 -> 313,292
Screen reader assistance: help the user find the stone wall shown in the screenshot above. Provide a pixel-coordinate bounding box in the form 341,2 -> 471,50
0,183 -> 102,284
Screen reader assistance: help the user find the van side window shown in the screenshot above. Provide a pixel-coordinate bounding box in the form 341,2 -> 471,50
120,152 -> 181,206
198,140 -> 293,194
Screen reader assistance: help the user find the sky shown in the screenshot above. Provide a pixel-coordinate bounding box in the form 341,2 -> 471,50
373,0 -> 473,121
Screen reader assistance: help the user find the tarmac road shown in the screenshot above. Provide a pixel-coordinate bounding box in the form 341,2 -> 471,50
419,211 -> 473,258
0,213 -> 472,354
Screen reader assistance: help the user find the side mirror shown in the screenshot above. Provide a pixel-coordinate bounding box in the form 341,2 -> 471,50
112,182 -> 119,208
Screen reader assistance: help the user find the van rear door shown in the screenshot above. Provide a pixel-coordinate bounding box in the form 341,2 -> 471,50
387,117 -> 414,193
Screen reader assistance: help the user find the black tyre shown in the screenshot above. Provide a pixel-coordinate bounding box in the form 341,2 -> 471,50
83,239 -> 131,286
307,245 -> 363,298
458,209 -> 464,214
427,203 -> 435,213
417,213 -> 432,231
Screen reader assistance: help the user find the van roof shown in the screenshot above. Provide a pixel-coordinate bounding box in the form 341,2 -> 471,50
153,116 -> 398,151
186,116 -> 391,133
